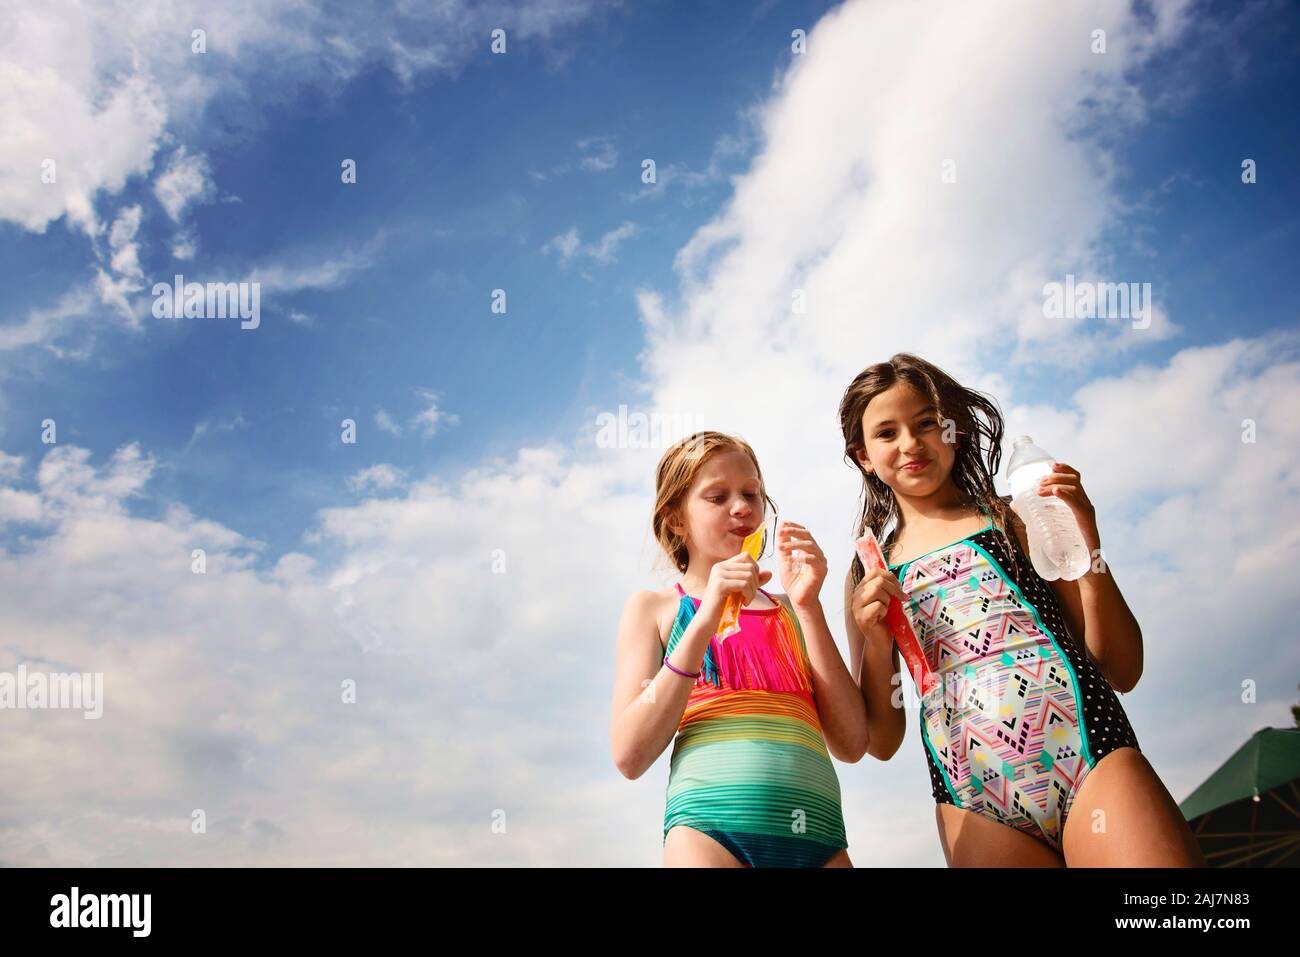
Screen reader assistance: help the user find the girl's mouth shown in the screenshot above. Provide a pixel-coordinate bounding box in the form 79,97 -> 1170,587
901,460 -> 929,472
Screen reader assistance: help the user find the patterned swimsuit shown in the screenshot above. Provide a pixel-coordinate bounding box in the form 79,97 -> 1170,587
886,507 -> 1140,851
662,584 -> 848,867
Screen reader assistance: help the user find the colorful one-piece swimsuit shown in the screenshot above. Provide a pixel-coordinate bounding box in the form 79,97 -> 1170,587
886,506 -> 1140,852
662,583 -> 848,867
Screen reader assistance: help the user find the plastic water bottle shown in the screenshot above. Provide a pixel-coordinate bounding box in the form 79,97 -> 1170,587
1005,436 -> 1091,581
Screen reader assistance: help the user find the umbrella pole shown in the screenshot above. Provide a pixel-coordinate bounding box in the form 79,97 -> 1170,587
1268,788 -> 1300,823
1209,833 -> 1300,867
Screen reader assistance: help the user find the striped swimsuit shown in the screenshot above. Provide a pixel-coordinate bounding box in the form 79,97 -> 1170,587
662,583 -> 848,867
886,506 -> 1140,851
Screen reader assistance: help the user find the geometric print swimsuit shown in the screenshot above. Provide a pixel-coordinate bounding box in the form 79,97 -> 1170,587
886,505 -> 1140,851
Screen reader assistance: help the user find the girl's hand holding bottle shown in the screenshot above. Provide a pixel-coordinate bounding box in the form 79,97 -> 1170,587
1036,461 -> 1100,554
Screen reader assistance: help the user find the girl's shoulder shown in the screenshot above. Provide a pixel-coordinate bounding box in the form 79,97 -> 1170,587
622,586 -> 683,649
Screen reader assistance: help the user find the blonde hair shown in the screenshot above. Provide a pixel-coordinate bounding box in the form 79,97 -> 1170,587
652,431 -> 777,573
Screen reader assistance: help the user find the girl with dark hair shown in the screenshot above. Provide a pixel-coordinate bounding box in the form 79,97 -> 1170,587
839,354 -> 1203,866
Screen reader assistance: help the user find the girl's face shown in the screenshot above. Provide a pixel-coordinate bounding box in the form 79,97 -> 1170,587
671,450 -> 765,563
855,382 -> 955,496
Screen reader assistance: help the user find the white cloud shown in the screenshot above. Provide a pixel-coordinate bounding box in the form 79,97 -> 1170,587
171,232 -> 198,261
153,146 -> 214,223
0,451 -> 24,482
0,485 -> 43,524
0,287 -> 97,354
623,127 -> 753,204
0,0 -> 604,237
542,221 -> 638,266
0,0 -> 606,353
1,192 -> 381,359
92,269 -> 139,324
0,450 -> 39,524
346,464 -> 409,493
0,63 -> 165,238
0,439 -> 655,864
29,444 -> 156,523
541,226 -> 581,262
576,135 -> 618,171
243,236 -> 382,294
374,409 -> 402,437
106,205 -> 144,278
409,389 -> 459,439
532,134 -> 620,180
182,414 -> 248,454
590,222 -> 638,265
89,203 -> 149,322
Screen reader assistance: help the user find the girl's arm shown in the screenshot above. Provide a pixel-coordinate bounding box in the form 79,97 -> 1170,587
1009,471 -> 1144,693
778,594 -> 869,763
773,522 -> 867,762
1052,573 -> 1142,693
609,589 -> 727,780
844,567 -> 907,760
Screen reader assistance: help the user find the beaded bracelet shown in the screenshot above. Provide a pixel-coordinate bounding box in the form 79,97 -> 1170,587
662,655 -> 700,679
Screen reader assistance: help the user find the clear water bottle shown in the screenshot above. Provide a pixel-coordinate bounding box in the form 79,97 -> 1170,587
1005,436 -> 1091,581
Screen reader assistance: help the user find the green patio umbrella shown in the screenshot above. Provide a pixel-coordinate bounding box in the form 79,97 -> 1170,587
1179,727 -> 1300,867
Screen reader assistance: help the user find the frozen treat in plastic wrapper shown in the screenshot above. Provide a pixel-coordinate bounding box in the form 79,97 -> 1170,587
716,527 -> 766,642
854,528 -> 939,698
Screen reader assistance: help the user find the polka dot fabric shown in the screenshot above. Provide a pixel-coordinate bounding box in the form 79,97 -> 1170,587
974,525 -> 1140,762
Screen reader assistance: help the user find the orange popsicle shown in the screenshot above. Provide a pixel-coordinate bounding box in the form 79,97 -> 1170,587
716,527 -> 766,642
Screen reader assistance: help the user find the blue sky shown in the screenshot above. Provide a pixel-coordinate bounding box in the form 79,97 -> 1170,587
1,0 -> 1298,866
3,0 -> 848,559
1,0 -> 1296,557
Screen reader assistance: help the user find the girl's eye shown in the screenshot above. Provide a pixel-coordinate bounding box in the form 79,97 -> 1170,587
708,497 -> 725,504
744,492 -> 759,500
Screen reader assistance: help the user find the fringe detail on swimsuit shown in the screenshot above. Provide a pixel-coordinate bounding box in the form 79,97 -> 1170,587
698,608 -> 811,693
699,640 -> 722,689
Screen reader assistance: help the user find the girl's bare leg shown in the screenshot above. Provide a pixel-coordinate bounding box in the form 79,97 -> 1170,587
1061,747 -> 1205,867
935,804 -> 1065,867
663,825 -> 746,867
823,848 -> 853,867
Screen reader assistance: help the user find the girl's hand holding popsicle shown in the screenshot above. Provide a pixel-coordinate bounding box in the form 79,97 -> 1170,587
705,534 -> 772,640
777,521 -> 826,611
849,566 -> 907,651
854,528 -> 939,696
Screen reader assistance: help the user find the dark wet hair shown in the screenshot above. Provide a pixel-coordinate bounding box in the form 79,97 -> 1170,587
838,352 -> 1021,587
